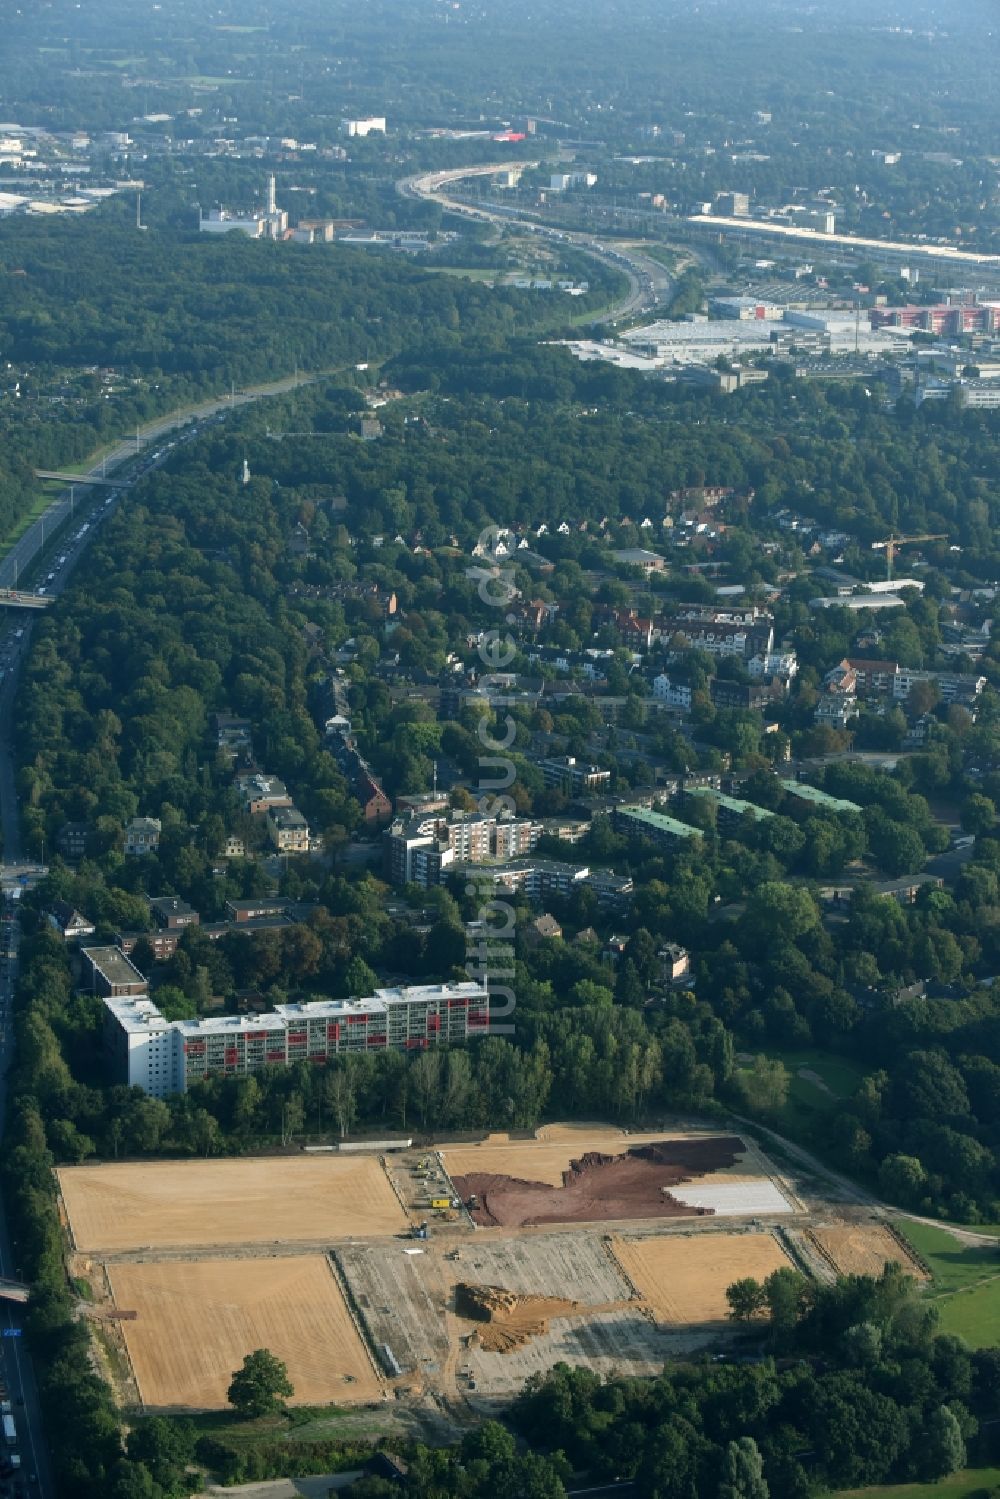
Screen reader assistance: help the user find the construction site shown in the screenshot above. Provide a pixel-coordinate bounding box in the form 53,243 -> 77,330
56,1123 -> 928,1417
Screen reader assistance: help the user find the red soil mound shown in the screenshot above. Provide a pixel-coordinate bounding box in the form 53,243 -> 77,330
453,1136 -> 746,1228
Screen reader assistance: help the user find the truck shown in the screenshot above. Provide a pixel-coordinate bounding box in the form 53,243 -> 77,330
430,1197 -> 451,1210
2,1411 -> 15,1445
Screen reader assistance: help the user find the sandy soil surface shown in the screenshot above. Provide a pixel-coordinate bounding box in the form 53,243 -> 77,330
452,1138 -> 747,1229
612,1231 -> 794,1326
456,1282 -> 609,1353
442,1129 -> 714,1188
808,1223 -> 929,1280
59,1156 -> 407,1252
109,1255 -> 382,1409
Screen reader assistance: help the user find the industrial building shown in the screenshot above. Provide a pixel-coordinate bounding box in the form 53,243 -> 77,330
342,116 -> 387,137
871,303 -> 1000,336
619,312 -> 911,367
103,981 -> 490,1097
198,174 -> 288,239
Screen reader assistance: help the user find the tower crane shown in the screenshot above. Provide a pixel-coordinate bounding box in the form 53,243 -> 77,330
871,533 -> 947,582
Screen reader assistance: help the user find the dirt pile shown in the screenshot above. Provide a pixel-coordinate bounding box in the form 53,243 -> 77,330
455,1281 -> 584,1353
453,1136 -> 746,1229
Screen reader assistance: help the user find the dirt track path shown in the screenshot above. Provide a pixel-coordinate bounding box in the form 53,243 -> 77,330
728,1113 -> 999,1247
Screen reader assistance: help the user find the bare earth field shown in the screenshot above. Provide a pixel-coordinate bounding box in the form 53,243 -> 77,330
59,1156 -> 407,1252
108,1255 -> 382,1410
443,1132 -> 793,1229
612,1232 -> 795,1326
808,1223 -> 929,1280
338,1228 -> 688,1400
441,1129 -> 718,1188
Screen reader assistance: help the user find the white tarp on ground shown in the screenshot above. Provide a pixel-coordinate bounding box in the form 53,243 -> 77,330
670,1180 -> 793,1215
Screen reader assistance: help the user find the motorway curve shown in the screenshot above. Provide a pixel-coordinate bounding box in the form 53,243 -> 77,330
397,162 -> 675,322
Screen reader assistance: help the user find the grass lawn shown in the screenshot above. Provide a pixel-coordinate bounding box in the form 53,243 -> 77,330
422,266 -> 498,281
742,1046 -> 867,1135
183,1403 -> 419,1451
640,243 -> 682,270
0,483 -> 63,560
839,1468 -> 1000,1498
895,1220 -> 1000,1347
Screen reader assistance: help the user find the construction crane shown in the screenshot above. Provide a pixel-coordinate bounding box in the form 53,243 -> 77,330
871,533 -> 947,581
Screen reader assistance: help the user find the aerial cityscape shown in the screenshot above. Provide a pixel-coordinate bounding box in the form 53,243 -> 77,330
0,1 -> 999,1497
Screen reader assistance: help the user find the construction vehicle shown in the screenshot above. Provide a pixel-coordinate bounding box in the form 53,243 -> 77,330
410,1221 -> 429,1240
430,1197 -> 451,1210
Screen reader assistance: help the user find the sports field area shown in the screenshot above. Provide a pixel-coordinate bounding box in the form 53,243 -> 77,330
58,1156 -> 407,1251
839,1467 -> 1000,1498
440,1127 -> 697,1188
809,1224 -> 927,1281
894,1219 -> 1000,1347
108,1255 -> 381,1409
442,1129 -> 794,1228
611,1231 -> 794,1326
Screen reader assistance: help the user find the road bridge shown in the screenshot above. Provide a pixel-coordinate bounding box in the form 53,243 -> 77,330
0,591 -> 52,610
34,470 -> 129,488
0,1276 -> 29,1305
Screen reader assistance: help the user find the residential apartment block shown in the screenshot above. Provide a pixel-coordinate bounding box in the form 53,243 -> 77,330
538,756 -> 612,794
103,981 -> 489,1098
384,809 -> 542,887
612,805 -> 705,849
667,609 -> 774,659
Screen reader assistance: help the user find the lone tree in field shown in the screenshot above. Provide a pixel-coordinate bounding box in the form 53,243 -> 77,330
726,1277 -> 767,1322
227,1348 -> 294,1419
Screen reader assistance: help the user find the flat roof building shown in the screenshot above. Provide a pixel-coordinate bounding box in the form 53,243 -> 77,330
81,945 -> 148,998
104,981 -> 490,1096
684,786 -> 775,827
613,804 -> 704,847
780,779 -> 863,815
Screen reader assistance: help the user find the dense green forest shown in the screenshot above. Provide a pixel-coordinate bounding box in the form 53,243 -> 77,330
11,358 -> 1000,1230
2,3 -> 1000,1494
1,0 -> 996,248
0,217 -> 564,538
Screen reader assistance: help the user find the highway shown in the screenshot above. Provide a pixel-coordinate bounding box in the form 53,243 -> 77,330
0,368 -> 322,1499
397,163 -> 676,321
0,901 -> 51,1499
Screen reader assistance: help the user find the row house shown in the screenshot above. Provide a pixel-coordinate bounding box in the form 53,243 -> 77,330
747,649 -> 798,681
612,608 -> 656,651
838,659 -> 986,708
709,677 -> 781,712
652,674 -> 694,710
815,660 -> 858,726
334,737 -> 393,825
